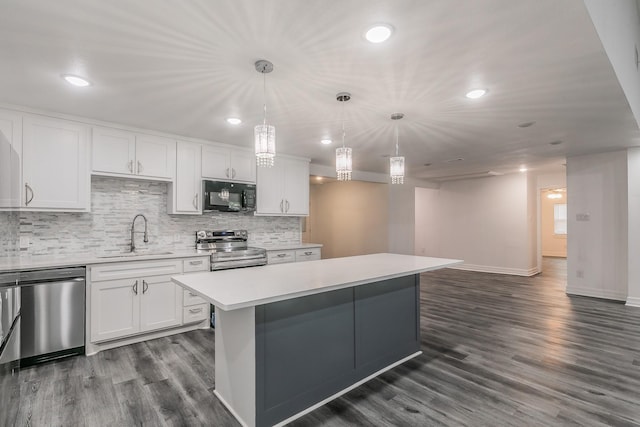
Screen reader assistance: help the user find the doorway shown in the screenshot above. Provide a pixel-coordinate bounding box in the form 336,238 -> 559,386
540,188 -> 567,258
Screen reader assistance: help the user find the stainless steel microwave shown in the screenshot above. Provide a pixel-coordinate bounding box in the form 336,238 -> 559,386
203,180 -> 256,213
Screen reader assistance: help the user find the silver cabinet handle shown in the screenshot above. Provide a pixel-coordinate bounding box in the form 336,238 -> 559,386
232,168 -> 236,179
193,193 -> 198,209
189,260 -> 203,265
225,168 -> 229,178
276,253 -> 287,258
304,251 -> 313,255
25,183 -> 34,206
137,161 -> 143,174
128,160 -> 134,173
142,279 -> 148,294
280,199 -> 284,212
285,200 -> 290,212
133,280 -> 138,295
189,307 -> 203,314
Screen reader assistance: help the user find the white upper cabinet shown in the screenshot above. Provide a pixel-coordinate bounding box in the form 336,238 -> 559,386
202,145 -> 256,183
168,140 -> 202,215
22,115 -> 91,211
256,156 -> 310,216
0,110 -> 22,208
92,126 -> 176,180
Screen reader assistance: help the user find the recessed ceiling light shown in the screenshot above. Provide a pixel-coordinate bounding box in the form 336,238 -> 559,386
62,74 -> 91,87
321,139 -> 332,145
365,24 -> 393,43
549,140 -> 563,146
424,163 -> 432,167
517,121 -> 536,128
519,167 -> 528,172
465,89 -> 487,99
226,117 -> 242,125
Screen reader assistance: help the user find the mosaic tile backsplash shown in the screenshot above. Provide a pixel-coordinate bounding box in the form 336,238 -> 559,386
4,177 -> 301,257
0,211 -> 19,256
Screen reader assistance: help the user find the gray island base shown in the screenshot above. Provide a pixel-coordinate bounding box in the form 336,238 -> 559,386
172,253 -> 461,427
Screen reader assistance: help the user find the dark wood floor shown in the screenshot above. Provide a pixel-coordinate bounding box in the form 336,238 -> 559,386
12,258 -> 640,426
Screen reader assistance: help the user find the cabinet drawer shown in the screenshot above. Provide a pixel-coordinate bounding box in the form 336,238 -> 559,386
91,259 -> 182,282
183,303 -> 209,324
183,257 -> 210,272
267,250 -> 295,264
184,289 -> 206,306
295,248 -> 321,262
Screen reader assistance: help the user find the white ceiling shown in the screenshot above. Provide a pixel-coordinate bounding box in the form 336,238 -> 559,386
1,0 -> 639,179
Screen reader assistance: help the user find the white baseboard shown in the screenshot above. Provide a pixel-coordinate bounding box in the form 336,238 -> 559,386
566,286 -> 627,302
86,319 -> 209,356
626,296 -> 640,307
450,263 -> 539,277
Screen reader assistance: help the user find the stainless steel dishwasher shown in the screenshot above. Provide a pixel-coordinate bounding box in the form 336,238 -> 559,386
18,267 -> 85,366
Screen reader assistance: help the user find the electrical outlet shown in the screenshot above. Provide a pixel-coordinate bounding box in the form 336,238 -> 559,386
576,213 -> 590,222
19,236 -> 29,249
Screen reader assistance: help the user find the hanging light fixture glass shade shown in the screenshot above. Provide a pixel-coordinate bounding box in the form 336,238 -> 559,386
390,113 -> 405,184
390,156 -> 405,184
336,147 -> 352,181
335,92 -> 352,181
254,60 -> 275,167
254,124 -> 275,167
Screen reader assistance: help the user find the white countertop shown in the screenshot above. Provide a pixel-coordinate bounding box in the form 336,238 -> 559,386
0,250 -> 209,273
172,253 -> 462,311
256,243 -> 322,251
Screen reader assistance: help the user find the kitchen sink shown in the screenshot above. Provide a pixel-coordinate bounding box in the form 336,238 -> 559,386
97,251 -> 173,259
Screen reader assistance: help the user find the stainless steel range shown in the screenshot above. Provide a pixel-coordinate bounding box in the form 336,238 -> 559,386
196,230 -> 267,270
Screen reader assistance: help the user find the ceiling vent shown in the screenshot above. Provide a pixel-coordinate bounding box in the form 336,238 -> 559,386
430,171 -> 504,182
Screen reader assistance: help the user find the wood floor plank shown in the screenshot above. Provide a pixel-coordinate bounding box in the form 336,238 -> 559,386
12,258 -> 640,426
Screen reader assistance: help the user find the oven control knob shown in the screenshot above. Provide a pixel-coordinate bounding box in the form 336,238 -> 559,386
196,231 -> 207,239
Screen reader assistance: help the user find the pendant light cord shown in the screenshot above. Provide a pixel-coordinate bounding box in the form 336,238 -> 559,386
341,98 -> 346,148
263,72 -> 267,126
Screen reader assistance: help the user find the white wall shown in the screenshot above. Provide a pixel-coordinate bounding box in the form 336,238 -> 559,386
583,0 -> 640,129
415,173 -> 537,276
388,183 -> 416,255
566,150 -> 628,301
627,147 -> 640,306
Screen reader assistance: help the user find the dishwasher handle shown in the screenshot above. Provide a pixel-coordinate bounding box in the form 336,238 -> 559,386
15,267 -> 86,285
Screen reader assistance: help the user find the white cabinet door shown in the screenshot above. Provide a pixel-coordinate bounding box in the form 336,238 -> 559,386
140,275 -> 183,332
170,141 -> 201,214
283,158 -> 310,215
257,161 -> 285,214
256,156 -> 309,216
230,149 -> 256,183
22,115 -> 90,210
90,278 -> 141,342
135,135 -> 176,179
92,127 -> 136,175
0,110 -> 22,208
202,145 -> 256,183
201,145 -> 231,180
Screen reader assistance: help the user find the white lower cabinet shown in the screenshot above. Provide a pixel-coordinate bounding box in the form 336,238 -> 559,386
139,275 -> 183,332
89,257 -> 209,345
266,247 -> 321,265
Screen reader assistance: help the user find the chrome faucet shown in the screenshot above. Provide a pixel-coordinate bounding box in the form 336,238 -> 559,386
130,214 -> 149,252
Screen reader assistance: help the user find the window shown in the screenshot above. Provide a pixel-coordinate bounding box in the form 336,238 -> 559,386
554,204 -> 567,235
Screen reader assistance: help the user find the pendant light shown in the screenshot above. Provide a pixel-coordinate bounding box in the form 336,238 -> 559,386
254,60 -> 275,167
390,113 -> 405,184
336,92 -> 352,181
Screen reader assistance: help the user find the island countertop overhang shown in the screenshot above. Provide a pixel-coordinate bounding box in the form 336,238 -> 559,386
171,253 -> 462,311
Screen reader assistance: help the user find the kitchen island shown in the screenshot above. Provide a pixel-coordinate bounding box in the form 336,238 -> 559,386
172,253 -> 461,427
